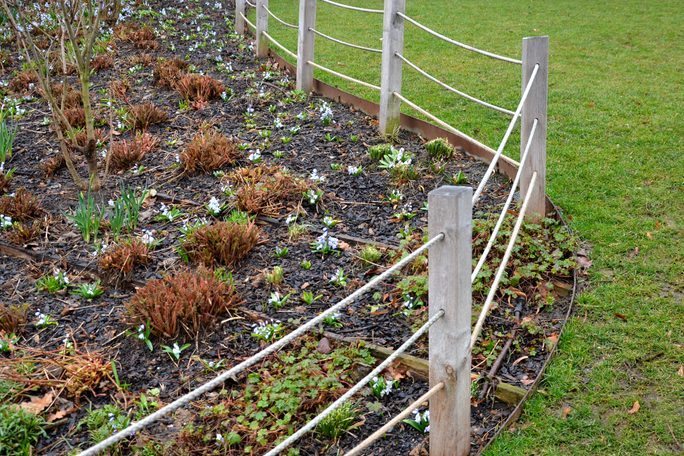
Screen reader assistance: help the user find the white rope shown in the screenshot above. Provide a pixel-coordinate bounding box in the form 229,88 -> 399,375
344,382 -> 444,456
310,27 -> 382,53
472,64 -> 539,204
265,310 -> 445,456
263,5 -> 298,29
307,60 -> 381,91
77,234 -> 444,456
319,0 -> 383,14
396,52 -> 516,116
472,118 -> 538,282
240,11 -> 256,31
397,12 -> 522,65
245,0 -> 256,7
470,172 -> 537,350
262,31 -> 298,59
391,91 -> 507,164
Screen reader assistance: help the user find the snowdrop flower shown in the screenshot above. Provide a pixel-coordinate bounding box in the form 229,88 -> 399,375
248,149 -> 261,162
274,117 -> 284,129
0,214 -> 11,229
108,199 -> 115,207
285,213 -> 297,225
140,230 -> 155,245
319,102 -> 333,123
314,229 -> 339,251
171,343 -> 182,358
296,111 -> 306,121
207,196 -> 222,215
216,433 -> 224,443
246,105 -> 254,114
309,169 -> 325,182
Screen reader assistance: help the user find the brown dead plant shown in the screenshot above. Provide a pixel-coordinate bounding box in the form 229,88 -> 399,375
180,129 -> 239,174
0,188 -> 43,221
1,346 -> 114,403
153,58 -> 189,89
0,302 -> 28,334
127,102 -> 168,132
227,165 -> 312,217
125,267 -> 241,338
175,74 -> 224,109
109,132 -> 158,171
99,238 -> 150,280
182,221 -> 263,268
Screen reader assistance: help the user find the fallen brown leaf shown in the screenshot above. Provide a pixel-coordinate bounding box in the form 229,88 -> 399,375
20,392 -> 54,415
561,405 -> 573,419
678,366 -> 684,377
614,313 -> 628,322
47,407 -> 76,423
627,400 -> 640,415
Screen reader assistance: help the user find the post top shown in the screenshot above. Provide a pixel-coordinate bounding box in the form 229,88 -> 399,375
428,185 -> 473,198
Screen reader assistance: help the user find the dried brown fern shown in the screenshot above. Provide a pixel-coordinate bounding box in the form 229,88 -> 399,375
109,132 -> 158,171
0,188 -> 43,221
99,238 -> 150,279
153,58 -> 189,89
127,103 -> 168,131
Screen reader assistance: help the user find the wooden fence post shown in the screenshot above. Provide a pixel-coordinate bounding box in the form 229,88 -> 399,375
428,186 -> 472,456
296,0 -> 316,93
255,0 -> 269,57
379,0 -> 405,136
235,0 -> 246,35
520,36 -> 548,222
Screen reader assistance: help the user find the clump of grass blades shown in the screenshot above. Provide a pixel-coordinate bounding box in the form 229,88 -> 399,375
125,267 -> 241,338
0,119 -> 16,163
0,404 -> 46,455
180,129 -> 239,174
68,192 -> 103,243
175,74 -> 224,108
182,220 -> 263,268
425,137 -> 454,159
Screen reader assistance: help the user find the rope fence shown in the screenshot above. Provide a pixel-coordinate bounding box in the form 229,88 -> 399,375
396,52 -> 516,116
84,2 -> 551,455
310,27 -> 382,53
472,63 -> 539,204
397,11 -> 522,64
265,310 -> 446,455
470,172 -> 538,350
307,60 -> 381,90
263,5 -> 298,29
320,0 -> 383,14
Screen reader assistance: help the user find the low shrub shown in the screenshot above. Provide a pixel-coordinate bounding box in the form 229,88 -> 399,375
127,103 -> 168,132
6,219 -> 44,245
99,238 -> 150,278
175,74 -> 224,108
118,23 -> 158,50
228,165 -> 312,217
8,70 -> 38,95
91,53 -> 114,72
109,132 -> 158,171
63,107 -> 86,128
0,188 -> 43,222
125,268 -> 241,337
180,129 -> 239,174
182,221 -> 263,268
47,83 -> 82,109
153,58 -> 189,89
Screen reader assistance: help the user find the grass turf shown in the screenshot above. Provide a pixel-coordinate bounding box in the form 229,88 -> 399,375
253,0 -> 684,453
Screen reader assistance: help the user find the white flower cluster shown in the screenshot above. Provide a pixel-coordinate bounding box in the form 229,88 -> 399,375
207,196 -> 222,215
140,229 -> 155,245
412,409 -> 430,432
319,102 -> 333,123
314,229 -> 339,251
248,149 -> 261,162
0,214 -> 12,229
137,324 -> 147,340
347,165 -> 361,176
309,169 -> 325,183
370,376 -> 395,397
251,320 -> 282,341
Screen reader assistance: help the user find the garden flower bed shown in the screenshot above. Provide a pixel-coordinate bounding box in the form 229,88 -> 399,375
0,0 -> 576,454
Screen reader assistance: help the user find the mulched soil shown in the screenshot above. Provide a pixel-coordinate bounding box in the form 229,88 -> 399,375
0,1 -> 575,454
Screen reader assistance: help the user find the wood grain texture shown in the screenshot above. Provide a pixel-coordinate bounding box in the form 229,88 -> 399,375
255,0 -> 269,57
428,186 -> 472,456
379,0 -> 405,135
520,36 -> 548,222
296,0 -> 316,92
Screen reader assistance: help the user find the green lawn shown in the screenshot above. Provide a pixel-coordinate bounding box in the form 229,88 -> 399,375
254,1 -> 684,453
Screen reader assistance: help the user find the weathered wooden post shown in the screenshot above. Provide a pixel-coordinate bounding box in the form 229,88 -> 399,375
428,186 -> 472,456
235,0 -> 246,35
296,0 -> 316,92
520,36 -> 549,222
255,0 -> 269,57
378,0 -> 405,136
